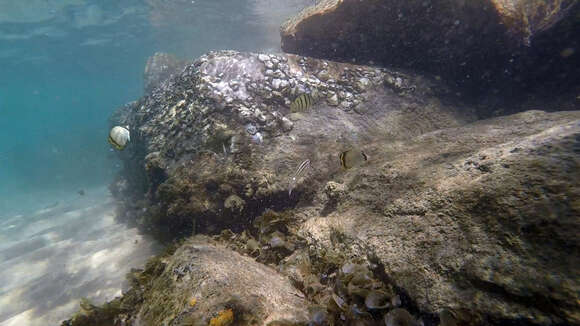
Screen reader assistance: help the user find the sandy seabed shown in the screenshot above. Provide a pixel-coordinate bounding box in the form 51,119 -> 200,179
0,187 -> 159,326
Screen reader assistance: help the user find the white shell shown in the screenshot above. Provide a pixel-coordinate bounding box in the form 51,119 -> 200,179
109,126 -> 130,149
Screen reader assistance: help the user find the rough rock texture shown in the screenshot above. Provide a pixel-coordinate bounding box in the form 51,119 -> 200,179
108,50 -> 580,325
144,52 -> 188,94
281,0 -> 580,102
134,237 -> 309,326
299,110 -> 580,325
112,50 -> 473,239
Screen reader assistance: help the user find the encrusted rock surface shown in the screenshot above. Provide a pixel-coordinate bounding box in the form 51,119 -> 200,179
281,0 -> 580,101
105,50 -> 580,325
112,50 -> 471,238
134,237 -> 309,326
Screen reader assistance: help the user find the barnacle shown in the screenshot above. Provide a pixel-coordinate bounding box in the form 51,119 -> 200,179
383,308 -> 416,326
364,290 -> 390,310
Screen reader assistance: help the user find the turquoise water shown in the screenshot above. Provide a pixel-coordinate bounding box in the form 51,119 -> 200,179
0,0 -> 306,214
0,1 -> 308,324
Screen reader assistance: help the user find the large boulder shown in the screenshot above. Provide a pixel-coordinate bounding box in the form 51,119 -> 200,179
134,237 -> 309,325
108,50 -> 580,324
280,0 -> 580,102
300,109 -> 580,325
111,50 -> 474,238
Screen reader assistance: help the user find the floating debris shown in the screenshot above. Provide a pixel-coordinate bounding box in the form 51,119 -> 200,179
108,126 -> 130,150
290,93 -> 316,112
288,159 -> 311,196
339,149 -> 368,169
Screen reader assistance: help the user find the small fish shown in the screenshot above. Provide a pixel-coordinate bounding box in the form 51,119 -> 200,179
77,189 -> 85,196
290,93 -> 316,113
108,126 -> 130,150
288,159 -> 311,196
339,149 -> 368,169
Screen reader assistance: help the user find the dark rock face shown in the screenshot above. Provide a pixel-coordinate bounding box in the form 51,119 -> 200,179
108,50 -> 580,325
280,0 -> 580,102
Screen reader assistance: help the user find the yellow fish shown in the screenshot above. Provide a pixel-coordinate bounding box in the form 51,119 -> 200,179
290,93 -> 316,113
339,149 -> 368,169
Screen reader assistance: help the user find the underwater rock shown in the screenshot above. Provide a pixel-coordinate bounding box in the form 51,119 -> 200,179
109,48 -> 580,325
301,110 -> 580,325
134,237 -> 309,325
111,50 -> 470,238
281,0 -> 580,102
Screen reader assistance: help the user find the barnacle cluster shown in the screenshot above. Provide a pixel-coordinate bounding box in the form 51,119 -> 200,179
303,261 -> 413,326
213,209 -> 304,265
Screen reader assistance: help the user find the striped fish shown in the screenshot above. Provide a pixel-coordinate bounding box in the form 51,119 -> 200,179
288,159 -> 311,196
290,93 -> 316,113
339,149 -> 368,169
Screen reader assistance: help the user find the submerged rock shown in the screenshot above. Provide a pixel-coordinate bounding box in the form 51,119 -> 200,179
108,49 -> 580,325
281,0 -> 580,101
301,110 -> 580,325
111,50 -> 470,238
